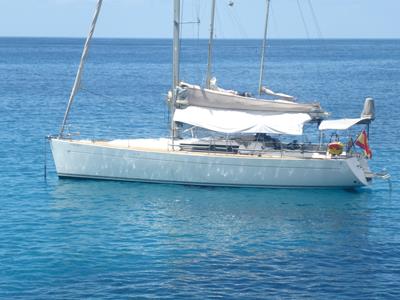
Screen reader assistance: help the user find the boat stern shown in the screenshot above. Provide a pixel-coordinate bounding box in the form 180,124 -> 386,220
345,156 -> 371,187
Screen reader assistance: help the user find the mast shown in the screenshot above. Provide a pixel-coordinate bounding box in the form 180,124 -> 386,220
258,0 -> 271,96
206,0 -> 216,89
59,0 -> 103,137
171,0 -> 181,141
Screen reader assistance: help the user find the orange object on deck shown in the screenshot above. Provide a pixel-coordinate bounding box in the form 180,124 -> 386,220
328,142 -> 344,156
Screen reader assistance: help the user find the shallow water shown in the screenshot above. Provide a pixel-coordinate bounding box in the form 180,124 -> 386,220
0,38 -> 399,299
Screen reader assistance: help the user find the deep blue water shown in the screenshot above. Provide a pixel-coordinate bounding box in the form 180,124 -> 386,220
1,38 -> 400,299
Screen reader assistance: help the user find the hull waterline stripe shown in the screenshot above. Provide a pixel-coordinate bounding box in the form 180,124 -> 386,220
57,173 -> 367,189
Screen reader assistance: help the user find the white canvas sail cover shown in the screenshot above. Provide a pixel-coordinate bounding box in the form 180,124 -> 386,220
319,118 -> 371,130
174,106 -> 311,135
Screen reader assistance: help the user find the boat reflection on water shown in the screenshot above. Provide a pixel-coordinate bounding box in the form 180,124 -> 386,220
48,180 -> 388,297
51,179 -> 372,248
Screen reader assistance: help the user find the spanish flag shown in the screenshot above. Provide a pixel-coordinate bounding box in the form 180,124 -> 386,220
356,129 -> 372,159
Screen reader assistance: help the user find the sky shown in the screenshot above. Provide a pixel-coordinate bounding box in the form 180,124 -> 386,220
0,0 -> 399,39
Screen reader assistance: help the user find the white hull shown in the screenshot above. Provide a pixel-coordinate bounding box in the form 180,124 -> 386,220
50,138 -> 370,188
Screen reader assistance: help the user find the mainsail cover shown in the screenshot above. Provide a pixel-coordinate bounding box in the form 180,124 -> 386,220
173,106 -> 311,135
179,83 -> 324,114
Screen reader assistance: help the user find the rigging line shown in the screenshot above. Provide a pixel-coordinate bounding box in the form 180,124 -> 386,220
180,0 -> 185,37
195,0 -> 201,40
214,3 -> 224,39
190,0 -> 194,39
269,5 -> 280,39
305,0 -> 327,103
296,0 -> 310,39
227,4 -> 248,39
181,21 -> 200,24
28,70 -> 67,94
196,0 -> 207,88
192,0 -> 202,81
294,0 -> 309,91
189,0 -> 200,40
307,0 -> 323,39
80,87 -> 115,100
180,2 -> 201,40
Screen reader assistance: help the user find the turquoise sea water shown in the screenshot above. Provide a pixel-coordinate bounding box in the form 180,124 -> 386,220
1,38 -> 400,299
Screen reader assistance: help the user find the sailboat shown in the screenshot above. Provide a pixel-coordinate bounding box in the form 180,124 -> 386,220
49,0 -> 386,188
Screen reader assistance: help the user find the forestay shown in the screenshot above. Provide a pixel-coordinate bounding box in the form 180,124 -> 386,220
173,106 -> 311,135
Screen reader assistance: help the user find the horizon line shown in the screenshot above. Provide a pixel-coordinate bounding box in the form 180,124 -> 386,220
1,35 -> 399,40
